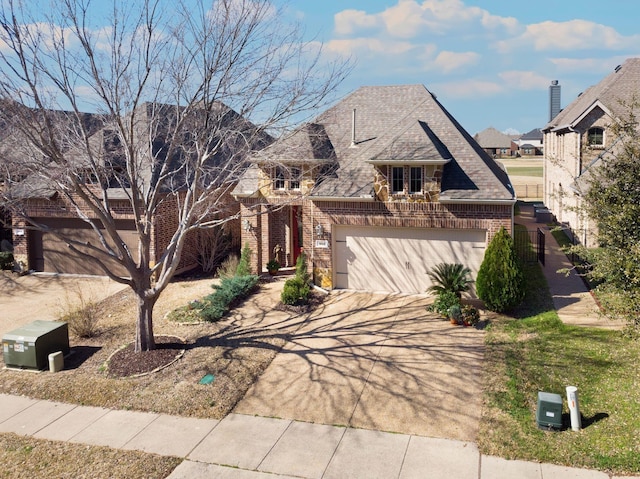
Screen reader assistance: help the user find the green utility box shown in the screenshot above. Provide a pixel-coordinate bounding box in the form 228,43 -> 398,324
2,320 -> 69,370
536,391 -> 563,430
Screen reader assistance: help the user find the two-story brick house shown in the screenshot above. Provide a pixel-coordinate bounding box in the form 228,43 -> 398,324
234,85 -> 516,294
543,58 -> 640,246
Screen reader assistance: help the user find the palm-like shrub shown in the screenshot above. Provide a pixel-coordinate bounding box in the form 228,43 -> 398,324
426,263 -> 474,298
476,226 -> 524,312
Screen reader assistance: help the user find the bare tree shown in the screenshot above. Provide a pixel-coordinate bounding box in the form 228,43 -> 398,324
0,0 -> 348,351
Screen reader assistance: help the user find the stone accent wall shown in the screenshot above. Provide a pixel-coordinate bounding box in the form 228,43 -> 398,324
373,165 -> 443,202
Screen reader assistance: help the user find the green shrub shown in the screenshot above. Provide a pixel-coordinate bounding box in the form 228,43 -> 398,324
426,263 -> 473,298
428,290 -> 461,317
295,252 -> 310,283
236,243 -> 252,277
476,226 -> 525,312
200,274 -> 259,321
281,277 -> 310,306
0,251 -> 13,270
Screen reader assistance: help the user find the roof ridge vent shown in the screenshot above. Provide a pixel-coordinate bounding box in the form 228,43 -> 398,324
615,64 -> 622,72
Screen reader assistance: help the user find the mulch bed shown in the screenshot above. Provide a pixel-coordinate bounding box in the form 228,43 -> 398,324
105,336 -> 185,378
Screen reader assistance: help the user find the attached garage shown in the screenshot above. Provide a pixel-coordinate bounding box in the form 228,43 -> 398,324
334,226 -> 486,294
28,218 -> 139,276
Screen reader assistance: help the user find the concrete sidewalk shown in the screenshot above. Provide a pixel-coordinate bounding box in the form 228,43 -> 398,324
1,393 -> 629,479
516,204 -> 624,330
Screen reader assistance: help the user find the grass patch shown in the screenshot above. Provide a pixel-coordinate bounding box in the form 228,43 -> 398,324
505,166 -> 543,177
0,433 -> 181,478
478,250 -> 640,474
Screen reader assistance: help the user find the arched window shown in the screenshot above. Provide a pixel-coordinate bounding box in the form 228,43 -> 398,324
587,127 -> 604,147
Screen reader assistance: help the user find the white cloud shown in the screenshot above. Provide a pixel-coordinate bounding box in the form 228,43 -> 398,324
549,56 -> 628,74
498,70 -> 549,90
433,79 -> 503,98
334,0 -> 519,39
325,37 -> 416,57
433,51 -> 479,73
334,9 -> 379,35
497,20 -> 640,53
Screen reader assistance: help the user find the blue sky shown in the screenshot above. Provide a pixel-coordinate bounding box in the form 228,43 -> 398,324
284,0 -> 640,135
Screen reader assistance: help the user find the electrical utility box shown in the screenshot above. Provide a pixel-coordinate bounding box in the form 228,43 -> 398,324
2,320 -> 70,370
536,391 -> 563,430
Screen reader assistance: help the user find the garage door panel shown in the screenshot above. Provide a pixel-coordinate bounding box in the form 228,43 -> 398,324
33,218 -> 138,276
334,226 -> 486,294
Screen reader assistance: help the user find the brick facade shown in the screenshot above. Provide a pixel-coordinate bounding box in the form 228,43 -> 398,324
12,188 -> 239,275
239,194 -> 512,289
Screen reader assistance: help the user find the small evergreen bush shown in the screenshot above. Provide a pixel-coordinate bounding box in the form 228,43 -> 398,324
281,252 -> 311,306
236,243 -> 252,277
200,274 -> 259,321
0,252 -> 13,270
476,226 -> 525,312
281,277 -> 310,306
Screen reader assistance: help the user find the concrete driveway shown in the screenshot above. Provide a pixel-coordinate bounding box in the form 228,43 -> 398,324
0,273 -> 127,337
234,290 -> 485,441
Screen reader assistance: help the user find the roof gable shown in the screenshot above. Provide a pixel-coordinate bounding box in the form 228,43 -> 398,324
545,58 -> 640,131
240,84 -> 514,202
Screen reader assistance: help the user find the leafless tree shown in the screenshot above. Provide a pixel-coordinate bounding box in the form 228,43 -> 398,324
0,0 -> 348,351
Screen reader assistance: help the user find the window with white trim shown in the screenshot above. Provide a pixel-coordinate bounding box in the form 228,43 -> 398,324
290,167 -> 301,190
588,127 -> 604,147
274,166 -> 285,190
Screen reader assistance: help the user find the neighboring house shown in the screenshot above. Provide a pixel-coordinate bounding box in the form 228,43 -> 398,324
474,127 -> 517,158
515,128 -> 543,156
543,58 -> 640,246
6,102 -> 267,275
234,85 -> 516,294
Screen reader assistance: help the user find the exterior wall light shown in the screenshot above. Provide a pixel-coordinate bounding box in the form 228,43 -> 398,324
315,224 -> 324,237
242,219 -> 252,232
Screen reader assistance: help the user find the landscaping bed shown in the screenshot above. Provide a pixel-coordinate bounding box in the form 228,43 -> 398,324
0,275 -> 295,419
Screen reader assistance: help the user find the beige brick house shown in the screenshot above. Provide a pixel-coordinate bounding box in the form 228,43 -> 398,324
543,58 -> 640,246
234,85 -> 516,294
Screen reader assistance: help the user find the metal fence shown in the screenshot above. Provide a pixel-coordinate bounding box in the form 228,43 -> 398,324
514,228 -> 545,265
514,184 -> 543,199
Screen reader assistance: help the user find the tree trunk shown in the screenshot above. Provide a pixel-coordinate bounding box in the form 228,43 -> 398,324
135,292 -> 157,352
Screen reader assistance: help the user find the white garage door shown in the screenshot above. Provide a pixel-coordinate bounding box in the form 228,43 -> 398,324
334,226 -> 486,294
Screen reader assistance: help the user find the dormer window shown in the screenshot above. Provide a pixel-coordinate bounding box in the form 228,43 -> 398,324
290,167 -> 301,190
409,167 -> 422,194
391,167 -> 404,193
588,127 -> 604,148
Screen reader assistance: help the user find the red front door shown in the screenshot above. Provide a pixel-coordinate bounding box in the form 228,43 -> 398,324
291,206 -> 302,264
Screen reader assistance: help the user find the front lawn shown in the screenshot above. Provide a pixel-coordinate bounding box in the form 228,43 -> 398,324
478,254 -> 640,474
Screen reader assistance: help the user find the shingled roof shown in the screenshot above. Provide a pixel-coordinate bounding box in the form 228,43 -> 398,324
544,58 -> 640,132
474,127 -> 514,149
238,84 -> 514,202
